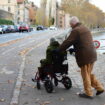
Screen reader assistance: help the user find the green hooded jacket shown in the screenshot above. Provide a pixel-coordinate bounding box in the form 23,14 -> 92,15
40,41 -> 67,67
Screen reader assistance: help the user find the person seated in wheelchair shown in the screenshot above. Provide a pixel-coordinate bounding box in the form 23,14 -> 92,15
38,38 -> 68,80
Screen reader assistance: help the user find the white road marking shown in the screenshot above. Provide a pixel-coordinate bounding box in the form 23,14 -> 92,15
18,40 -> 35,48
1,31 -> 62,56
18,43 -> 27,48
10,56 -> 25,105
10,31 -> 64,105
1,48 -> 15,55
1,39 -> 35,55
0,67 -> 14,75
10,40 -> 49,105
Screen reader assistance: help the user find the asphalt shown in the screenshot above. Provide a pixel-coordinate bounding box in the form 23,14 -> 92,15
0,30 -> 46,44
18,39 -> 105,105
0,29 -> 67,105
0,30 -> 105,105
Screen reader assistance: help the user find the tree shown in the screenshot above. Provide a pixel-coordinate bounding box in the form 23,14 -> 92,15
49,17 -> 55,25
61,0 -> 105,28
0,19 -> 14,25
40,0 -> 47,26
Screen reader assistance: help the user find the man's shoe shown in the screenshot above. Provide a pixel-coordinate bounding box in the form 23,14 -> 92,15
96,90 -> 104,95
78,93 -> 93,99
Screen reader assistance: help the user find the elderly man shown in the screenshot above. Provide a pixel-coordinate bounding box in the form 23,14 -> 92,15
59,16 -> 104,99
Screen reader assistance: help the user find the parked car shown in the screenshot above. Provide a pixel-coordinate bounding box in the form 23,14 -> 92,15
6,25 -> 15,33
19,25 -> 30,32
14,25 -> 20,32
0,26 -> 3,34
1,25 -> 8,33
29,27 -> 33,32
43,26 -> 48,30
36,25 -> 44,31
49,26 -> 57,30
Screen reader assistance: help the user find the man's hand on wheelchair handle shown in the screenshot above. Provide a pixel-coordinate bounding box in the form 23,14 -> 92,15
68,48 -> 75,55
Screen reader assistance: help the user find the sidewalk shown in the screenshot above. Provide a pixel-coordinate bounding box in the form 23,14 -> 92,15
17,45 -> 105,105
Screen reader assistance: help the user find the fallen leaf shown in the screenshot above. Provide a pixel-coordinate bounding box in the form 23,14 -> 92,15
36,98 -> 40,101
76,92 -> 79,95
43,101 -> 50,104
59,98 -> 64,101
23,101 -> 28,104
8,80 -> 14,84
40,101 -> 51,105
32,86 -> 36,88
22,79 -> 27,82
0,98 -> 5,102
23,83 -> 26,86
77,70 -> 81,72
23,83 -> 32,87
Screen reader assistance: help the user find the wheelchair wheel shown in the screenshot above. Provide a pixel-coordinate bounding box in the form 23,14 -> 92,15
45,80 -> 53,93
37,81 -> 41,90
62,77 -> 72,89
54,78 -> 58,86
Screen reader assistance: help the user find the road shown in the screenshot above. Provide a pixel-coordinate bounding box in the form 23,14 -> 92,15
0,30 -> 105,105
0,29 -> 66,105
0,30 -> 49,44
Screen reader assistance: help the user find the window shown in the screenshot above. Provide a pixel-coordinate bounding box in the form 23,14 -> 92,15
18,4 -> 20,8
17,17 -> 20,24
8,7 -> 11,12
18,11 -> 20,15
8,0 -> 10,3
60,17 -> 62,20
60,21 -> 62,24
18,17 -> 20,21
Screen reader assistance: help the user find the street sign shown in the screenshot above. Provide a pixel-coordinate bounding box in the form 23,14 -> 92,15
93,40 -> 100,49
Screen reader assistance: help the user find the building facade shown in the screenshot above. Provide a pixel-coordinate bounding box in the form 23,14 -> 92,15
17,0 -> 29,24
0,0 -> 17,21
46,0 -> 57,26
0,0 -> 17,14
57,8 -> 70,29
64,13 -> 70,28
29,2 -> 37,25
0,0 -> 31,24
57,9 -> 65,28
0,9 -> 13,20
40,0 -> 47,26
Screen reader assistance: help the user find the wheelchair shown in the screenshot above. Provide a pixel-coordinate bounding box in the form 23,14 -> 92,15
32,50 -> 72,93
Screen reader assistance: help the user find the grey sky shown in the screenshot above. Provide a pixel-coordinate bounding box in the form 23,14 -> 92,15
91,0 -> 105,12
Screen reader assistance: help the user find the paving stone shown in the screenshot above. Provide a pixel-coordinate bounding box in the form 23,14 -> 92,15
68,54 -> 105,89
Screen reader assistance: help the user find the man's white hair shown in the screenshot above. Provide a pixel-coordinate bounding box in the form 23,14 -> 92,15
70,16 -> 80,25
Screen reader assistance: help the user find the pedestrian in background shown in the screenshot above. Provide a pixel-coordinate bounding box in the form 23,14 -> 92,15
59,16 -> 104,99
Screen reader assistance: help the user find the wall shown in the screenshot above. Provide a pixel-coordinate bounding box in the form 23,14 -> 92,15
0,9 -> 13,20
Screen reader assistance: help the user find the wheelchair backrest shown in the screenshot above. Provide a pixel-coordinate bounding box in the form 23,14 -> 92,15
51,51 -> 67,65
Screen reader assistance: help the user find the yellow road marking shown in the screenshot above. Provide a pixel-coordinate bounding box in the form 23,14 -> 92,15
19,39 -> 49,56
0,36 -> 32,47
